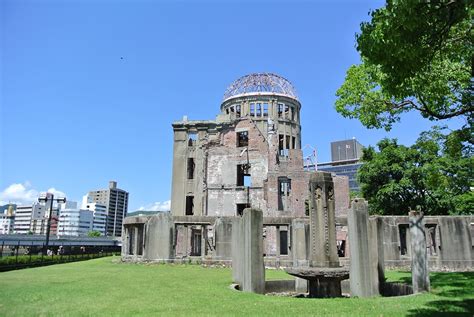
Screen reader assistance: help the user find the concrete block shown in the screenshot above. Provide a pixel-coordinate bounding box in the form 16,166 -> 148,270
144,213 -> 175,260
214,217 -> 233,260
231,217 -> 243,284
409,211 -> 430,293
348,199 -> 378,297
241,208 -> 265,294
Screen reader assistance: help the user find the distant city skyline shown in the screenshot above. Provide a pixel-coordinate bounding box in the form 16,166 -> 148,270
1,0 -> 466,211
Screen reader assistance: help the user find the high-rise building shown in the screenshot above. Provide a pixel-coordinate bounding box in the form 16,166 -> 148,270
317,139 -> 364,192
57,208 -> 93,236
82,195 -> 107,236
88,181 -> 129,237
14,203 -> 46,234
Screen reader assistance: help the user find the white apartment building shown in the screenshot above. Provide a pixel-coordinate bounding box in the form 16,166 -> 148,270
14,203 -> 46,234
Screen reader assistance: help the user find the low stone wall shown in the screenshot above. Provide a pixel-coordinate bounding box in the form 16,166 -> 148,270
122,214 -> 474,271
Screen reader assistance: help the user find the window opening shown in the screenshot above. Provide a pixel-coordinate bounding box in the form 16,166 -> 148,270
237,164 -> 251,186
187,158 -> 195,180
188,132 -> 197,146
278,103 -> 284,118
250,103 -> 255,117
236,203 -> 250,216
278,178 -> 291,211
190,228 -> 202,256
399,224 -> 409,255
235,105 -> 241,118
279,134 -> 288,157
263,103 -> 268,117
279,229 -> 288,255
426,224 -> 437,256
256,103 -> 262,117
237,131 -> 249,147
185,196 -> 194,215
284,105 -> 290,119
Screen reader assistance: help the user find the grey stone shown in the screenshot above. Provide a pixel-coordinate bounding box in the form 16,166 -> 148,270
144,213 -> 175,260
348,199 -> 378,297
409,211 -> 430,293
241,208 -> 265,294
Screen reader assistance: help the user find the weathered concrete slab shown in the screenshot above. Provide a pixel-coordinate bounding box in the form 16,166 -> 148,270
409,211 -> 430,293
348,199 -> 378,297
144,213 -> 175,260
240,208 -> 265,294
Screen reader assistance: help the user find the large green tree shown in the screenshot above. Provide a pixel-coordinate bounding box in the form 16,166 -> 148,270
336,0 -> 473,130
359,127 -> 473,215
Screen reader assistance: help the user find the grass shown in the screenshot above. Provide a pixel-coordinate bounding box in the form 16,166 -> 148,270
0,257 -> 472,316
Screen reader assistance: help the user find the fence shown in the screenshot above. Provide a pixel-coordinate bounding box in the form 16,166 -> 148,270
0,241 -> 121,272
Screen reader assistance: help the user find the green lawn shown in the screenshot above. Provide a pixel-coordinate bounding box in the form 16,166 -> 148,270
0,257 -> 472,316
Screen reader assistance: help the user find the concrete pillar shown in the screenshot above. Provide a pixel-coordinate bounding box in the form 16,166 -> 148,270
309,172 -> 339,267
231,217 -> 243,284
121,227 -> 129,256
291,219 -> 309,292
368,217 -> 385,294
348,199 -> 378,297
409,211 -> 430,293
237,208 -> 265,294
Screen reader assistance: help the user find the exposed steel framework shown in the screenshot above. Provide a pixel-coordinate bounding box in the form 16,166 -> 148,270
223,73 -> 298,102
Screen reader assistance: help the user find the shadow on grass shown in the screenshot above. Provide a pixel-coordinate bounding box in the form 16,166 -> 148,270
406,272 -> 474,317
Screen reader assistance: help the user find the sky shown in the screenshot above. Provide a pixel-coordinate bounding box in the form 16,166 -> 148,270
0,0 -> 466,211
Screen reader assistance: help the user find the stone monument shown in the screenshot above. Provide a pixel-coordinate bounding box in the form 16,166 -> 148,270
286,172 -> 349,297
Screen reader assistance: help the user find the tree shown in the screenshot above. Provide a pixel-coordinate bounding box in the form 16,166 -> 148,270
87,231 -> 102,237
358,126 -> 473,215
336,0 -> 473,130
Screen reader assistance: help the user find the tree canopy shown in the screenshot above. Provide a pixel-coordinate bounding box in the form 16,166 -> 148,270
87,231 -> 102,237
336,0 -> 473,130
358,126 -> 473,215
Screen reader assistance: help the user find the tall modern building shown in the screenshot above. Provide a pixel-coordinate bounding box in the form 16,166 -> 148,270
14,203 -> 46,234
88,181 -> 128,237
317,139 -> 364,192
82,195 -> 107,236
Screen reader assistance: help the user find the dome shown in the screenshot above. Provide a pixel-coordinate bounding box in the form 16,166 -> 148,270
223,73 -> 298,102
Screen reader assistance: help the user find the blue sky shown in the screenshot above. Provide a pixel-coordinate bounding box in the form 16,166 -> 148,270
0,0 -> 465,211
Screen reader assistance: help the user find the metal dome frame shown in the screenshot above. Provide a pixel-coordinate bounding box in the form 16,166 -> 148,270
222,73 -> 298,102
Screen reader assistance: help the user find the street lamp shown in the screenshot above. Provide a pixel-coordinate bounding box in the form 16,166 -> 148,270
38,192 -> 66,254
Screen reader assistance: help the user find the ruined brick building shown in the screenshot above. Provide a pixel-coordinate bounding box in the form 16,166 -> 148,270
170,73 -> 347,218
123,73 -> 473,271
166,73 -> 348,258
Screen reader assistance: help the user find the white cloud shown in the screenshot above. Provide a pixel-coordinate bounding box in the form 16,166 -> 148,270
137,200 -> 171,212
46,188 -> 66,198
0,182 -> 67,206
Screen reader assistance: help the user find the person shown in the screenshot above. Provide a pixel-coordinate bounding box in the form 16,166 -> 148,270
47,249 -> 53,256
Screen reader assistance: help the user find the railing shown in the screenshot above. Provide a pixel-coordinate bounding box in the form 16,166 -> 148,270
0,241 -> 121,272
